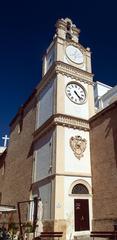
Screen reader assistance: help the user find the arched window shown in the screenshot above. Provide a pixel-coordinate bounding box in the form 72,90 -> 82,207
72,183 -> 89,194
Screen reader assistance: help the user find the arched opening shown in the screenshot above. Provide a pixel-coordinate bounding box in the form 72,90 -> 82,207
72,184 -> 89,195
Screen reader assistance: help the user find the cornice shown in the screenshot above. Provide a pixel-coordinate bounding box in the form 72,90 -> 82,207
54,114 -> 89,130
90,99 -> 117,124
55,61 -> 93,84
36,61 -> 94,96
31,172 -> 91,188
33,114 -> 89,142
55,19 -> 66,30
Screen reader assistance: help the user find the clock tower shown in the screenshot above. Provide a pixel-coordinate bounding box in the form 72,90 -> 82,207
32,18 -> 95,239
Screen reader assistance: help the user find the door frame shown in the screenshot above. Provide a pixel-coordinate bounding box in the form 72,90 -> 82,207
68,180 -> 92,235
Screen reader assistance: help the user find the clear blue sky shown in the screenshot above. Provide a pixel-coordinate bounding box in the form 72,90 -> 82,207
0,0 -> 117,146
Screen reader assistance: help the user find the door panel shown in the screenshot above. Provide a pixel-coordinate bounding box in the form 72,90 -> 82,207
74,199 -> 90,231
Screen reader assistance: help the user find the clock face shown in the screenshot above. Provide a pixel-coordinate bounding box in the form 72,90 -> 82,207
66,45 -> 83,64
66,82 -> 86,104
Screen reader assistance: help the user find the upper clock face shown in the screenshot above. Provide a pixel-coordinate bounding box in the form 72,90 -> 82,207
66,82 -> 86,104
66,45 -> 83,64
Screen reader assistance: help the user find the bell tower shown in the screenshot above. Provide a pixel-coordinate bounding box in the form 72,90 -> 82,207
55,18 -> 80,42
41,18 -> 94,122
33,18 -> 95,239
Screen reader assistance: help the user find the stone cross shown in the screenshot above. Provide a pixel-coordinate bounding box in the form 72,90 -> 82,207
2,134 -> 9,147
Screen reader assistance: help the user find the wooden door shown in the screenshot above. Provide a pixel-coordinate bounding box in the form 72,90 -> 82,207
74,199 -> 89,231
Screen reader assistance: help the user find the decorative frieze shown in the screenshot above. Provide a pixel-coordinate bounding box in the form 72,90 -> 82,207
36,60 -> 94,96
55,61 -> 93,85
54,114 -> 89,130
33,114 -> 89,142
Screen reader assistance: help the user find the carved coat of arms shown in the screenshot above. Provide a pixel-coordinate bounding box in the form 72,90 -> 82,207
70,135 -> 87,160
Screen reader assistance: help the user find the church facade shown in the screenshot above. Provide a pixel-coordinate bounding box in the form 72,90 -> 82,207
0,90 -> 36,210
1,17 -> 114,239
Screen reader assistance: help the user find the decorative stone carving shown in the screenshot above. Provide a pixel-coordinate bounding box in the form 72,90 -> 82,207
54,114 -> 89,130
34,114 -> 90,143
55,61 -> 93,84
70,135 -> 87,159
36,60 -> 94,95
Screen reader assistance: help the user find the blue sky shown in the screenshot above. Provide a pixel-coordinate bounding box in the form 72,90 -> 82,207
0,0 -> 117,146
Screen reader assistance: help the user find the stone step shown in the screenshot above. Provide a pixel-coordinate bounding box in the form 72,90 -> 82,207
74,235 -> 91,240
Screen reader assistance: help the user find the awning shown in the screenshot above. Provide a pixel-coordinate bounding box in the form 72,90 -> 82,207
0,205 -> 16,213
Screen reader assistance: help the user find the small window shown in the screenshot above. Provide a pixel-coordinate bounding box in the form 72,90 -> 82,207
72,184 -> 89,194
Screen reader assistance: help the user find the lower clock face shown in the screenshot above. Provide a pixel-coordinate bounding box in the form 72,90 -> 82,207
66,82 -> 86,104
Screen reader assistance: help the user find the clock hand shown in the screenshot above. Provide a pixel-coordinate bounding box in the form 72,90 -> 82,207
74,90 -> 82,100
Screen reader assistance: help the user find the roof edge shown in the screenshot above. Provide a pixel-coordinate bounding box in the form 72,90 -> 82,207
90,100 -> 117,123
9,88 -> 37,127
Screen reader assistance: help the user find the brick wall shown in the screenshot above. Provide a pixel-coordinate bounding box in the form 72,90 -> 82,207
90,102 -> 117,231
0,95 -> 36,214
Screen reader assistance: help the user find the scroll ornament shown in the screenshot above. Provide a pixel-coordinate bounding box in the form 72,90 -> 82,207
70,135 -> 87,160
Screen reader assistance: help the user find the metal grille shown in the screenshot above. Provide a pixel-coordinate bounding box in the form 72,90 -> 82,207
72,184 -> 89,194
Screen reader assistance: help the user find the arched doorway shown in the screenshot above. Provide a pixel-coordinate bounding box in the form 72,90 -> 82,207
70,181 -> 91,232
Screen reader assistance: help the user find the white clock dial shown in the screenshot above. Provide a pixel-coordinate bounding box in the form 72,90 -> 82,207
66,45 -> 83,64
66,82 -> 86,104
